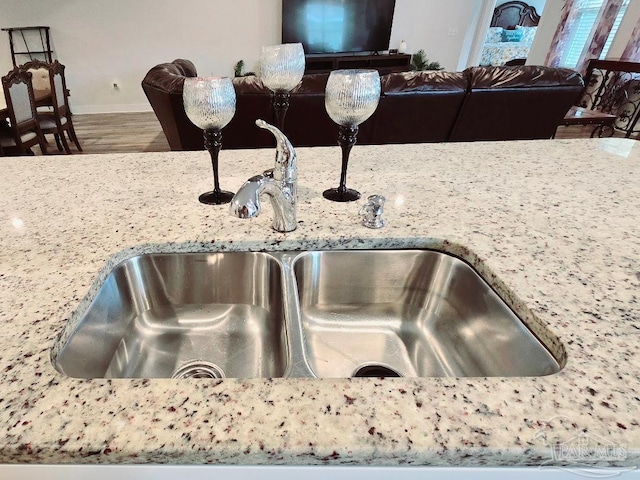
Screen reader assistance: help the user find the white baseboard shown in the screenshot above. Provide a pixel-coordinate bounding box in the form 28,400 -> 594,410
71,103 -> 153,114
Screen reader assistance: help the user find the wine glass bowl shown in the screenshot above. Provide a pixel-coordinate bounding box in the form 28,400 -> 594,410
260,43 -> 305,92
183,77 -> 236,130
260,43 -> 305,131
183,77 -> 236,205
325,69 -> 381,127
323,69 -> 381,202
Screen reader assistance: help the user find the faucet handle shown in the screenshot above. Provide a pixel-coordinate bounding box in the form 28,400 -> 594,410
359,195 -> 386,229
255,119 -> 297,184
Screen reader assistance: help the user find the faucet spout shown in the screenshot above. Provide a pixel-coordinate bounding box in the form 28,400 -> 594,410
230,174 -> 296,232
229,120 -> 298,232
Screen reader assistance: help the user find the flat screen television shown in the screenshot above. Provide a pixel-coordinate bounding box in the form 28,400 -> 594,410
282,0 -> 396,55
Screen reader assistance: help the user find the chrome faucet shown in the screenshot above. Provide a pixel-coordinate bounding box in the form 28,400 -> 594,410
229,119 -> 298,232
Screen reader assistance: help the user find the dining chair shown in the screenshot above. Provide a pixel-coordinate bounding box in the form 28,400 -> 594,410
0,67 -> 48,155
21,59 -> 52,94
22,60 -> 82,153
20,59 -> 53,113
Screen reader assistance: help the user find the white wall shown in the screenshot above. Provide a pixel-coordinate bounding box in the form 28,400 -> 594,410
390,0 -> 482,72
0,0 -> 484,114
527,0 -> 565,65
0,0 -> 282,113
3,0 -> 637,113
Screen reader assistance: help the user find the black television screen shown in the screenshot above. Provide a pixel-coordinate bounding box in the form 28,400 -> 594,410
282,0 -> 396,54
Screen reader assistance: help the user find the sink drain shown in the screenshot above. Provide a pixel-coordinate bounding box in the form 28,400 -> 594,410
352,364 -> 403,378
172,361 -> 225,379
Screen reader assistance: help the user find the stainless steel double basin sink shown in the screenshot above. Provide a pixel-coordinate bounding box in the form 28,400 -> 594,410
52,249 -> 565,379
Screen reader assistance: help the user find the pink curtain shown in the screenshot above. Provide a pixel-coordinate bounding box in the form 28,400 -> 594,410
545,0 -> 581,67
576,0 -> 625,73
621,17 -> 640,61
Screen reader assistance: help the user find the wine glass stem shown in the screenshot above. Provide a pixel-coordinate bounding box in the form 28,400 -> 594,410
337,125 -> 359,193
204,129 -> 223,193
273,91 -> 291,132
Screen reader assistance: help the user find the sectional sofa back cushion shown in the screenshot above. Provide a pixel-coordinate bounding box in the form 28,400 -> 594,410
144,60 -> 585,150
284,71 -> 470,146
285,73 -> 340,147
228,74 -> 343,148
449,65 -> 584,142
371,70 -> 468,144
224,75 -> 275,149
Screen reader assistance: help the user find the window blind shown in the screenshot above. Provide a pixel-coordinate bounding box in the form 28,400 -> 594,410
601,0 -> 630,58
561,0 -> 630,68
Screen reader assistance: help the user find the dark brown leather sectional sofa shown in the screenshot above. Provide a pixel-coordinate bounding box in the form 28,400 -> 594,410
142,59 -> 584,151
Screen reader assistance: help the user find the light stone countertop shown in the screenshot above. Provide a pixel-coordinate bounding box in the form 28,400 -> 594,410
0,139 -> 639,466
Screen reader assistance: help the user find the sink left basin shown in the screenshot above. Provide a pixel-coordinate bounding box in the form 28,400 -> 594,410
53,252 -> 288,378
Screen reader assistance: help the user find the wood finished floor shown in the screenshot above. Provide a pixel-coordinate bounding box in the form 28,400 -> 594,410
42,111 -> 635,156
72,112 -> 170,154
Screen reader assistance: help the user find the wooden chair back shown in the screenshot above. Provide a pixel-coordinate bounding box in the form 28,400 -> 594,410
20,60 -> 82,153
20,59 -> 52,95
49,60 -> 70,116
1,66 -> 47,154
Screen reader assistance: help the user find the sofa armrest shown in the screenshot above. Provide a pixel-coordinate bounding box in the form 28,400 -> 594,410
141,61 -> 204,151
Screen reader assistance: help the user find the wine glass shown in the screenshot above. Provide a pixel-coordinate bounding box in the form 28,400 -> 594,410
260,43 -> 305,131
323,69 -> 381,202
183,76 -> 236,205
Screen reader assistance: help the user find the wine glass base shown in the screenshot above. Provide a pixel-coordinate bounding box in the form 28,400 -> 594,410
199,190 -> 235,205
323,187 -> 361,202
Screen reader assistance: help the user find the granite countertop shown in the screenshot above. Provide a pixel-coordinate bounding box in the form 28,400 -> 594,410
0,139 -> 639,467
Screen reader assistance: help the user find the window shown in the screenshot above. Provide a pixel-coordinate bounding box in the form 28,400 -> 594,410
561,0 -> 630,68
600,0 -> 630,58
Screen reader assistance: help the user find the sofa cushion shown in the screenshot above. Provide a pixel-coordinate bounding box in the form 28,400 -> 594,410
467,65 -> 583,89
291,73 -> 330,94
449,66 -> 584,142
284,73 -> 335,147
225,76 -> 274,148
372,71 -> 468,144
142,62 -> 188,94
233,75 -> 270,94
381,70 -> 468,94
171,59 -> 197,78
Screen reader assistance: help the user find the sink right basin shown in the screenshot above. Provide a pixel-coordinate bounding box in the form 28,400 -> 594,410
292,250 -> 563,378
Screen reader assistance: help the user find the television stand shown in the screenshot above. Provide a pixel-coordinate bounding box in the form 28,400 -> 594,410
305,53 -> 411,75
